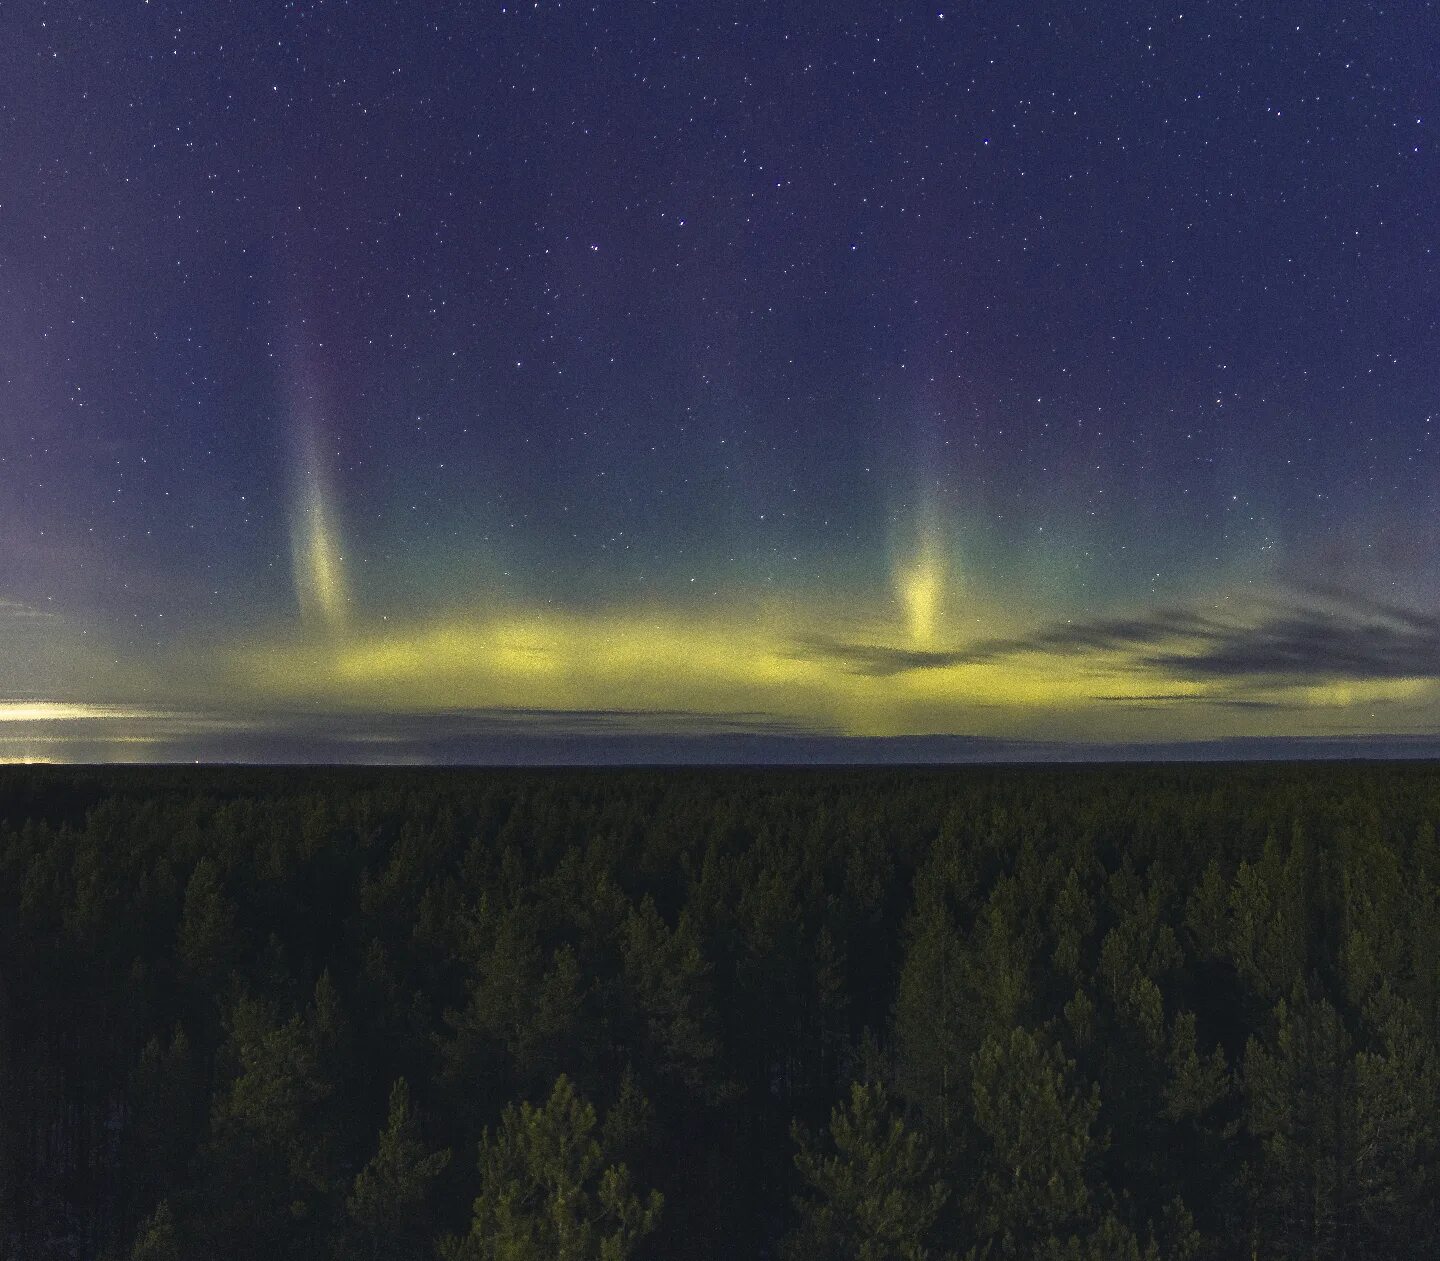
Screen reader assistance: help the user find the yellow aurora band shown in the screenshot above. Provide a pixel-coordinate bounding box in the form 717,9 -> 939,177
226,596 -> 1429,742
233,606 -> 1099,736
228,446 -> 1428,744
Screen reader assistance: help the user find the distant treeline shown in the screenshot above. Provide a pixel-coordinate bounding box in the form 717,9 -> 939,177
2,763 -> 1440,1259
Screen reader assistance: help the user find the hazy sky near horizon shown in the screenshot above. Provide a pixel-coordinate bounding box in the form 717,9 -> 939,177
2,2 -> 1438,762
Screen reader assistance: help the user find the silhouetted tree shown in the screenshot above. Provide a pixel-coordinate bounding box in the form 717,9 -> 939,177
343,1078 -> 450,1261
785,1081 -> 950,1261
440,1073 -> 662,1261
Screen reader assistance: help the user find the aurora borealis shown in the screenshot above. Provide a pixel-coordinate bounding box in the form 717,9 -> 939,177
2,3 -> 1437,762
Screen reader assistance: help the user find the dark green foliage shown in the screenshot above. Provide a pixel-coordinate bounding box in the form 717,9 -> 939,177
128,1199 -> 179,1261
619,898 -> 721,1096
785,1081 -> 950,1261
4,762 -> 1440,1257
197,974 -> 350,1257
177,856 -> 242,987
968,1026 -> 1104,1256
893,880 -> 967,1139
344,1078 -> 451,1260
439,1073 -> 662,1261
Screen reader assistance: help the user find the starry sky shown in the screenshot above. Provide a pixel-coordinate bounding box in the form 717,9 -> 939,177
2,2 -> 1438,763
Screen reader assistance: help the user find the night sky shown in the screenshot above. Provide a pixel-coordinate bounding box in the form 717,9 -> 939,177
3,2 -> 1438,763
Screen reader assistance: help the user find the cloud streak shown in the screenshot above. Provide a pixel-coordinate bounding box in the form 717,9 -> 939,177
802,588 -> 1440,693
1145,599 -> 1440,682
0,701 -> 829,764
10,710 -> 1440,766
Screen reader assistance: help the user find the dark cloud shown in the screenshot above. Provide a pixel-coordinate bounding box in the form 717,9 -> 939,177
802,590 -> 1440,689
974,609 -> 1223,661
799,609 -> 1226,677
793,637 -> 975,677
1092,694 -> 1297,710
1144,596 -> 1440,682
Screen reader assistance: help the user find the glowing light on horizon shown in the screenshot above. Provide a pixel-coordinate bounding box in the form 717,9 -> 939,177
221,603 -> 1182,737
0,701 -> 170,722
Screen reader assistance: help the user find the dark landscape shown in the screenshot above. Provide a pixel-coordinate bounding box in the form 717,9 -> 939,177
4,762 -> 1440,1258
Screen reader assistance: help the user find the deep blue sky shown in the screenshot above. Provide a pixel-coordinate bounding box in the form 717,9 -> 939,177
2,2 -> 1438,761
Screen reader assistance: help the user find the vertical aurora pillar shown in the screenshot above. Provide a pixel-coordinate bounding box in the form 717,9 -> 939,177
288,362 -> 350,634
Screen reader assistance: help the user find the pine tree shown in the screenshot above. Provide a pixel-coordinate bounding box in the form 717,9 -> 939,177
120,1025 -> 201,1229
785,1081 -> 951,1261
176,857 -> 241,987
200,975 -> 348,1257
344,1078 -> 450,1261
1242,986 -> 1353,1258
441,1074 -> 662,1261
1163,1011 -> 1230,1124
1350,988 -> 1440,1253
894,883 -> 967,1138
620,898 -> 721,1095
441,909 -> 583,1098
1049,866 -> 1096,988
968,1027 -> 1101,1257
128,1199 -> 179,1261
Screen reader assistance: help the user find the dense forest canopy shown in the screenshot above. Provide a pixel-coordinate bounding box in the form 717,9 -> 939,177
2,763 -> 1440,1259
